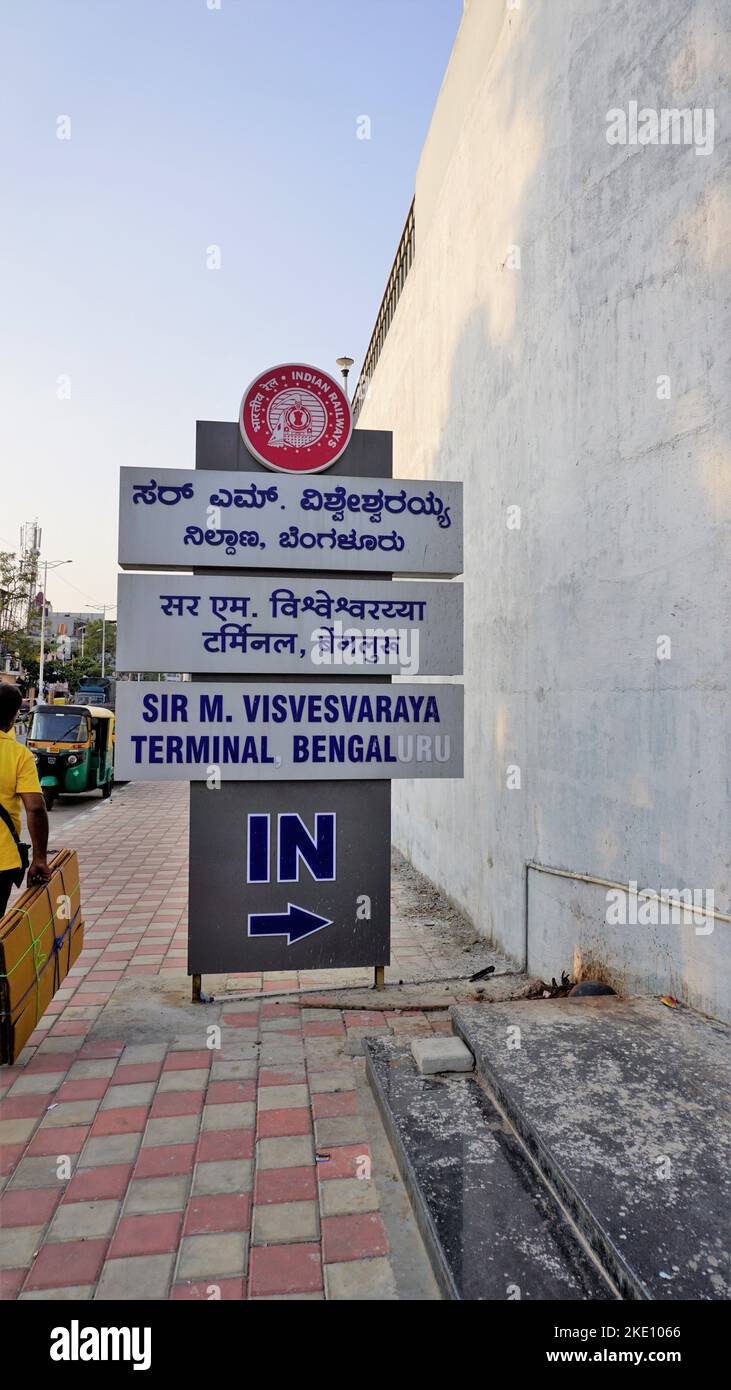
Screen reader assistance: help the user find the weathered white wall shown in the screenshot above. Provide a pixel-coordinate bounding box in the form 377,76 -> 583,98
358,0 -> 731,1019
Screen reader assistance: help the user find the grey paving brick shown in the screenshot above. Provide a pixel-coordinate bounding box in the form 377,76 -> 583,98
314,1116 -> 368,1148
253,1201 -> 319,1244
81,1134 -> 142,1166
201,1103 -> 254,1132
319,1178 -> 380,1218
46,1199 -> 121,1242
142,1115 -> 200,1147
0,1224 -> 45,1269
67,1059 -> 117,1080
325,1257 -> 398,1300
176,1233 -> 248,1280
42,1100 -> 101,1126
256,1136 -> 315,1170
209,1059 -> 257,1081
7,1073 -> 64,1097
192,1160 -> 252,1196
157,1069 -> 209,1093
0,1118 -> 40,1145
102,1083 -> 156,1109
308,1069 -> 354,1094
124,1177 -> 190,1214
6,1156 -> 75,1189
95,1253 -> 175,1301
257,1085 -> 308,1110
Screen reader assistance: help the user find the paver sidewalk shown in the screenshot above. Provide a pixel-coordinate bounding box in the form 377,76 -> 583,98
0,783 -> 451,1300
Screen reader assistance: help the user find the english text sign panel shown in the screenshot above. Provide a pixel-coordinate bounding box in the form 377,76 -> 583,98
116,574 -> 463,676
117,468 -> 463,575
114,680 -> 464,782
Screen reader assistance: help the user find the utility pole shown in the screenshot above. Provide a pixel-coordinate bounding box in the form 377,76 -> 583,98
38,559 -> 72,699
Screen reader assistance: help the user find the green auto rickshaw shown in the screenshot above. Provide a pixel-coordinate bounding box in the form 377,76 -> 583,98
27,704 -> 115,811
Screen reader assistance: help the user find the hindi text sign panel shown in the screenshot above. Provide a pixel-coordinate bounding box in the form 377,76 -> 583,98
116,574 -> 463,676
117,468 -> 463,576
114,681 -> 463,782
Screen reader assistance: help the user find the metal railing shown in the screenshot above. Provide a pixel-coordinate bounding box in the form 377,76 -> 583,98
352,199 -> 415,420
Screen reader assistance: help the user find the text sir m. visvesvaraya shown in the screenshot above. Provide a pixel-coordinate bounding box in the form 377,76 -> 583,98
128,689 -> 450,767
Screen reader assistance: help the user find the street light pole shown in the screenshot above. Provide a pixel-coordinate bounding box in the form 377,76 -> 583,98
86,603 -> 116,681
38,559 -> 72,700
38,560 -> 47,697
336,356 -> 355,400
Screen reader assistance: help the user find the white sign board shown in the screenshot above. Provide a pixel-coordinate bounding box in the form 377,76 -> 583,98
117,468 -> 463,576
116,574 -> 463,677
114,681 -> 464,782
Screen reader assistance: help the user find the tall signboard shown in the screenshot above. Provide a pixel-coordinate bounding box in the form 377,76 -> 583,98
116,363 -> 464,989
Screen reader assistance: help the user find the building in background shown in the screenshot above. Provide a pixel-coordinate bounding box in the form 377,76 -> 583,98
356,0 -> 729,1019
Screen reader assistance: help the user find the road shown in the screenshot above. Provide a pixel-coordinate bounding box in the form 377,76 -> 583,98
45,787 -> 119,838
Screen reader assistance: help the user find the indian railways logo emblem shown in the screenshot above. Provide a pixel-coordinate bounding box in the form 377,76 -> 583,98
240,363 -> 353,474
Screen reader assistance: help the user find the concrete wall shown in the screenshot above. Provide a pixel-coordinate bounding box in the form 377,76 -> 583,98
358,0 -> 731,1019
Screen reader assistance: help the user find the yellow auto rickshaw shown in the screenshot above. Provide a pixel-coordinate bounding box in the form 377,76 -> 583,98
27,704 -> 115,811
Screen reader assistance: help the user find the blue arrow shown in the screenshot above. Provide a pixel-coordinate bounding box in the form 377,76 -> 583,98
247,903 -> 333,945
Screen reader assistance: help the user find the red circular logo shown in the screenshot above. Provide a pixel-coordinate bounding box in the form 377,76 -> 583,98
239,363 -> 352,473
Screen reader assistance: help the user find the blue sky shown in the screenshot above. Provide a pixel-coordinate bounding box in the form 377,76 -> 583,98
0,0 -> 462,610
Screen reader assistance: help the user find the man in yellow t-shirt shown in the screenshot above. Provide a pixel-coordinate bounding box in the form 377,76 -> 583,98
0,683 -> 51,917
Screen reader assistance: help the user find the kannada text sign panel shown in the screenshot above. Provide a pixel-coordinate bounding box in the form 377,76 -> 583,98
117,468 -> 463,575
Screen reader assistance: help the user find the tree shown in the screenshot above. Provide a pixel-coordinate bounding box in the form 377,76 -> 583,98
80,619 -> 116,671
0,551 -> 38,647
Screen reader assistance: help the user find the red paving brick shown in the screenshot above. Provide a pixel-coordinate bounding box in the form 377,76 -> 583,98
317,1145 -> 372,1180
112,1063 -> 162,1084
206,1080 -> 256,1105
90,1107 -> 149,1136
0,1269 -> 27,1301
134,1143 -> 197,1179
258,1069 -> 306,1087
254,1167 -> 317,1205
0,1145 -> 25,1177
150,1090 -> 204,1118
27,1125 -> 89,1157
163,1051 -> 212,1071
312,1091 -> 360,1119
322,1212 -> 389,1263
25,1054 -> 77,1074
24,1238 -> 109,1290
197,1130 -> 254,1163
55,1078 -> 109,1102
256,1107 -> 312,1139
183,1194 -> 250,1235
0,1095 -> 48,1119
64,1164 -> 134,1203
109,1212 -> 182,1258
0,1187 -> 62,1227
249,1242 -> 323,1297
303,1020 -> 345,1037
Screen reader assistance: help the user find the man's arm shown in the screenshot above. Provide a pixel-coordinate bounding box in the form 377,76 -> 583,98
19,792 -> 51,884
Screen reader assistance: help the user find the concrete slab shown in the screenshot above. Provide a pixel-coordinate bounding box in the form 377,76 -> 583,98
365,1036 -> 612,1301
452,997 -> 731,1301
411,1037 -> 474,1074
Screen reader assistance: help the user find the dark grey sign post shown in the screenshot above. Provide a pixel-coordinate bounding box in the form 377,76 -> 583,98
116,418 -> 464,997
189,421 -> 394,994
